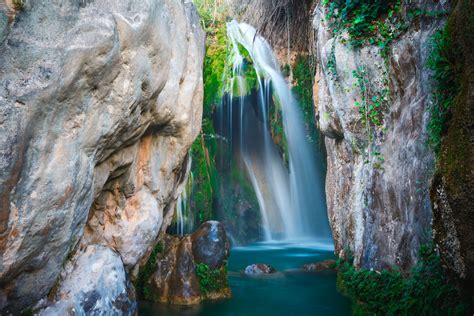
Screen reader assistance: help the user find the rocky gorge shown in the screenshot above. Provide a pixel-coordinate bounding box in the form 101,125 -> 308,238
0,0 -> 473,315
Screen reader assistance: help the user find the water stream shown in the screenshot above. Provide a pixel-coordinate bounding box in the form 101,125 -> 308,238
219,21 -> 331,242
152,21 -> 348,316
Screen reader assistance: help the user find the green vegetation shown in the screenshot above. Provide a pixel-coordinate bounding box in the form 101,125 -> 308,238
337,244 -> 468,315
269,90 -> 289,164
191,0 -> 229,225
292,55 -> 316,130
195,263 -> 229,295
202,20 -> 230,111
426,26 -> 459,153
13,0 -> 24,10
326,41 -> 338,78
135,241 -> 164,300
352,67 -> 387,128
323,0 -> 402,49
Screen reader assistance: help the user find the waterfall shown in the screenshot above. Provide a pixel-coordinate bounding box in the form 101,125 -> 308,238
175,168 -> 193,236
215,21 -> 331,242
176,189 -> 186,236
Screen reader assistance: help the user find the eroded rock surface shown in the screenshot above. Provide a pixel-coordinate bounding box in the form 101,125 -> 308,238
314,1 -> 445,272
0,0 -> 204,313
38,245 -> 134,315
147,221 -> 231,305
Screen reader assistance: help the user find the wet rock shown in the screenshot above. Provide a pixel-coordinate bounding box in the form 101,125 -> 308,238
147,222 -> 231,305
191,221 -> 230,269
38,245 -> 135,315
244,264 -> 277,275
303,260 -> 336,272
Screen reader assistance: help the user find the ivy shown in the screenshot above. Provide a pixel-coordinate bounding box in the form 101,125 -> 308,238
326,41 -> 338,78
323,0 -> 401,46
352,67 -> 387,129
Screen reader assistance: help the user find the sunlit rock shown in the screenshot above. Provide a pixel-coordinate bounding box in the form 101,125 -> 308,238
0,0 -> 204,313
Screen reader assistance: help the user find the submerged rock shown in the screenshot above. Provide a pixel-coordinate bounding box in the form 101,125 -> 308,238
303,260 -> 336,272
146,221 -> 231,305
244,263 -> 277,275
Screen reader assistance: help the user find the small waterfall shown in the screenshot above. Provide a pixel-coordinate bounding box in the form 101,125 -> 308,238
175,189 -> 186,236
217,21 -> 331,242
175,169 -> 193,236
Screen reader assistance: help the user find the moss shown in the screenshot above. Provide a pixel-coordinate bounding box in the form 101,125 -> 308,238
195,263 -> 229,295
135,240 -> 164,300
21,309 -> 33,316
337,244 -> 469,315
12,0 -> 24,10
203,21 -> 231,111
190,131 -> 219,224
426,24 -> 460,153
292,55 -> 316,130
430,0 -> 474,299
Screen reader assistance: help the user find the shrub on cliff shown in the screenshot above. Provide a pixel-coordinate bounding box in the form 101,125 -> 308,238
336,245 -> 468,315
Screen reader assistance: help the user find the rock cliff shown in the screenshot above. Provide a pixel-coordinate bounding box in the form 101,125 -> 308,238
0,0 -> 204,314
314,1 -> 445,271
430,0 -> 474,297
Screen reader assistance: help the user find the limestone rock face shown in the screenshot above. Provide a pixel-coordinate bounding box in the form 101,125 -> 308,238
38,245 -> 134,315
148,222 -> 231,305
313,1 -> 445,272
0,0 -> 204,313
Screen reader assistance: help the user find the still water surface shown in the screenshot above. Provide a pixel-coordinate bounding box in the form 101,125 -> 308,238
139,241 -> 352,316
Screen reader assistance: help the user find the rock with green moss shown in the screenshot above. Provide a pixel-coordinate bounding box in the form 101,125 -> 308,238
142,221 -> 231,305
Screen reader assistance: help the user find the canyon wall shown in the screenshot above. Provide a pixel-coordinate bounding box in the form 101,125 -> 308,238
0,0 -> 204,314
430,0 -> 474,296
314,1 -> 444,272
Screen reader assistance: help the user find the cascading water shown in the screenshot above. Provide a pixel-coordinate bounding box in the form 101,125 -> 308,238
216,21 -> 331,242
174,171 -> 193,236
175,189 -> 186,236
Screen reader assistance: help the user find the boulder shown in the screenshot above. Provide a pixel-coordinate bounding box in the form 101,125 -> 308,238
191,221 -> 230,269
244,263 -> 277,275
147,222 -> 231,305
